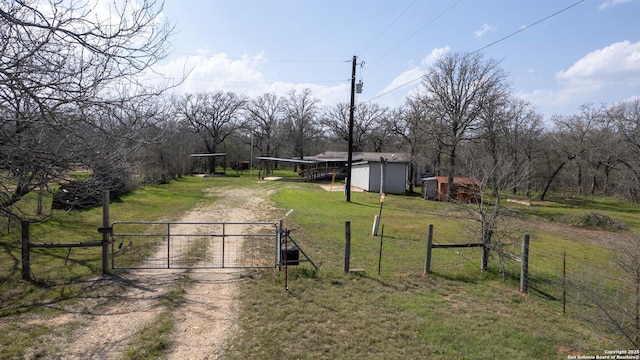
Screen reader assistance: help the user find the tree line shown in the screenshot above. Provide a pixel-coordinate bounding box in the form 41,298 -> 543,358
2,0 -> 640,216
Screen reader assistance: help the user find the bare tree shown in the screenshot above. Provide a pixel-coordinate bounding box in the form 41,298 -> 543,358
322,102 -> 390,153
421,51 -> 510,201
175,91 -> 247,172
610,100 -> 640,201
0,0 -> 173,215
135,96 -> 197,183
502,100 -> 543,196
460,97 -> 538,271
462,150 -> 526,271
475,98 -> 543,197
283,88 -> 322,160
387,97 -> 432,191
245,93 -> 286,158
538,104 -> 606,201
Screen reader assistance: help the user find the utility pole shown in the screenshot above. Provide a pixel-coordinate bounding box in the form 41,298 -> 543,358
346,55 -> 357,202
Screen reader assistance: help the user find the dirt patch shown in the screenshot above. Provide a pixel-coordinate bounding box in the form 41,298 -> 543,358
317,183 -> 365,192
46,187 -> 275,359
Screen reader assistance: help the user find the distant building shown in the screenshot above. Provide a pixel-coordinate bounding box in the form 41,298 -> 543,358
308,152 -> 410,195
256,151 -> 411,194
421,176 -> 481,203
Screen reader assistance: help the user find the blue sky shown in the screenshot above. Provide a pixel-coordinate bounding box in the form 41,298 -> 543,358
151,0 -> 640,120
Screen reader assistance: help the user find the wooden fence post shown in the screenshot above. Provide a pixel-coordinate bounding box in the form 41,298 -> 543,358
563,251 -> 567,315
344,221 -> 351,273
424,224 -> 433,274
520,234 -> 530,293
378,225 -> 384,275
21,220 -> 30,280
101,190 -> 110,275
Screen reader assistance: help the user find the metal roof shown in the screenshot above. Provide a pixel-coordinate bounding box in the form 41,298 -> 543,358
190,153 -> 227,157
255,156 -> 316,164
305,151 -> 410,163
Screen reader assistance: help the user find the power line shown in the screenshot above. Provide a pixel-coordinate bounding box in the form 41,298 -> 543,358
145,75 -> 350,85
470,0 -> 585,55
365,0 -> 465,69
188,78 -> 348,84
364,0 -> 586,103
169,52 -> 345,64
358,0 -> 419,56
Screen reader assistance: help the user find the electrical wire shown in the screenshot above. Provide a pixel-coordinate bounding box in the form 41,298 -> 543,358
150,53 -> 350,87
169,52 -> 345,64
470,0 -> 585,55
365,0 -> 465,69
358,0 -> 420,57
179,77 -> 349,85
364,0 -> 586,103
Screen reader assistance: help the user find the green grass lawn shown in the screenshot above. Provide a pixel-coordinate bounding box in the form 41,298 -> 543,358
225,179 -> 624,359
0,173 -> 636,359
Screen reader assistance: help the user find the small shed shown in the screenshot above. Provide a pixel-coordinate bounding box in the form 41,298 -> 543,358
350,154 -> 409,194
422,176 -> 481,203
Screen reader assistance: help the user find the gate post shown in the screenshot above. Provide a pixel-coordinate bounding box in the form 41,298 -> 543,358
277,218 -> 283,268
21,220 -> 30,280
424,224 -> 433,274
222,223 -> 226,268
167,223 -> 171,269
101,191 -> 110,275
344,221 -> 351,273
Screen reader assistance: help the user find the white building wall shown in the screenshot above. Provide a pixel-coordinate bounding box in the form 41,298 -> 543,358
350,161 -> 407,194
385,162 -> 408,194
350,163 -> 371,191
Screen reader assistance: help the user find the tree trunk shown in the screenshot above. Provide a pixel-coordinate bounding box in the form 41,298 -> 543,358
604,166 -> 612,195
447,146 -> 456,202
540,160 -> 569,201
408,162 -> 415,193
578,163 -> 583,196
480,219 -> 491,271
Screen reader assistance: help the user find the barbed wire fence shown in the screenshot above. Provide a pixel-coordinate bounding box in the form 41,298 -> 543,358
1,188 -> 53,236
345,222 -> 637,348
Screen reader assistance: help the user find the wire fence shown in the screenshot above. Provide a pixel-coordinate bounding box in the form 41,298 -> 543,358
1,192 -> 53,237
347,224 -> 637,348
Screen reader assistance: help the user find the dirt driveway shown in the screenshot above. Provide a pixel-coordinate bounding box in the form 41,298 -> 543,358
49,186 -> 274,359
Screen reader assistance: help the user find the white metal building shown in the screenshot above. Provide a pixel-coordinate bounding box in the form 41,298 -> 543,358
350,155 -> 409,194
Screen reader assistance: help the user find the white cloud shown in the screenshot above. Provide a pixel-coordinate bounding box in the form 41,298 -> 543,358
375,47 -> 450,105
556,40 -> 640,87
146,51 -> 349,104
421,47 -> 450,67
519,40 -> 640,117
599,0 -> 635,10
148,52 -> 265,93
474,24 -> 497,38
379,67 -> 423,96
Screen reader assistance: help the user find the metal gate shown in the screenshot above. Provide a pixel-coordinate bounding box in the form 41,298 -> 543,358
111,221 -> 279,269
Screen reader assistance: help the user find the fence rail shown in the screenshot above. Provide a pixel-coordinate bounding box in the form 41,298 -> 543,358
111,221 -> 279,269
343,222 -> 634,346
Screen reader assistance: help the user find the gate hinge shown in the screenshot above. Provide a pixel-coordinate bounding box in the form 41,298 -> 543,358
97,227 -> 112,234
